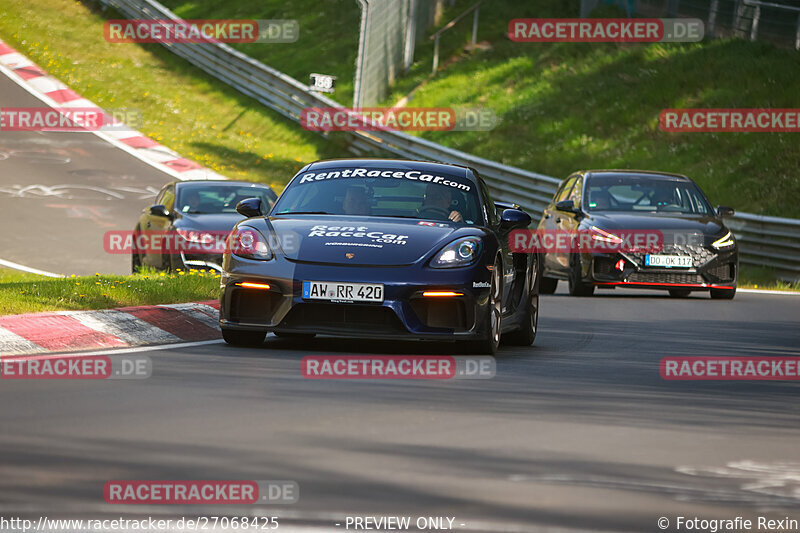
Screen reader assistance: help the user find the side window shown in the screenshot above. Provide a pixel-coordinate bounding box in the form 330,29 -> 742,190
555,176 -> 578,203
159,186 -> 175,211
478,178 -> 497,226
568,177 -> 583,207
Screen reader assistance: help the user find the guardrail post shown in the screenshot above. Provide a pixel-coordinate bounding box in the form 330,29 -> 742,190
432,35 -> 440,74
795,11 -> 800,50
750,4 -> 760,41
708,0 -> 719,38
471,5 -> 479,47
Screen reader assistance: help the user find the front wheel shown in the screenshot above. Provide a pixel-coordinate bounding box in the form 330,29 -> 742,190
540,277 -> 558,294
568,254 -> 595,297
474,258 -> 502,355
222,328 -> 265,347
710,287 -> 736,300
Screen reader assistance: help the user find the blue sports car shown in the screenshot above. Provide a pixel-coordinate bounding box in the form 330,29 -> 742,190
219,159 -> 538,354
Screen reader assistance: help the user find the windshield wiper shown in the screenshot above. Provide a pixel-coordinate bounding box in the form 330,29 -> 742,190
274,211 -> 331,215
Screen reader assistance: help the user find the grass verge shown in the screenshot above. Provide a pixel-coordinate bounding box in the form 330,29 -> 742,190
0,0 -> 343,190
0,268 -> 220,315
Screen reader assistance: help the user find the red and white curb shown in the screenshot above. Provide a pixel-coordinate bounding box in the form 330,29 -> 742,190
0,37 -> 226,182
0,301 -> 220,356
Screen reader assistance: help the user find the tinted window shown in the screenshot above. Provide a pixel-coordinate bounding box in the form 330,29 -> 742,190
272,167 -> 484,225
177,184 -> 276,215
585,175 -> 713,215
555,176 -> 578,203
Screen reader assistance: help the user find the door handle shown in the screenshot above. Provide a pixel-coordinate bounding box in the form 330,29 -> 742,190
146,222 -> 151,228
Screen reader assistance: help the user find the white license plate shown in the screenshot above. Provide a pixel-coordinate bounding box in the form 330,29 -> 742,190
302,281 -> 384,303
645,254 -> 692,268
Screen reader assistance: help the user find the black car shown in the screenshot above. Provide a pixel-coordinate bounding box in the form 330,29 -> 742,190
538,170 -> 738,299
219,158 -> 539,354
132,180 -> 277,273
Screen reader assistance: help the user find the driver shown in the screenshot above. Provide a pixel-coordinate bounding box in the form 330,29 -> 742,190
420,184 -> 463,222
590,189 -> 612,210
180,190 -> 202,213
342,187 -> 371,215
651,187 -> 675,207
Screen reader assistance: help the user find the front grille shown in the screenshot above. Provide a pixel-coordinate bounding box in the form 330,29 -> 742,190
627,271 -> 704,285
279,303 -> 405,334
626,243 -> 715,269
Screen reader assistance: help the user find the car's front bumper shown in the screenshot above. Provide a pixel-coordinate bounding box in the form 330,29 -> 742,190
219,257 -> 494,341
587,247 -> 738,290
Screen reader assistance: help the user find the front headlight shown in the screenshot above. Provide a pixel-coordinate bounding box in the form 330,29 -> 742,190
430,237 -> 482,268
712,231 -> 735,249
589,225 -> 623,244
228,226 -> 273,260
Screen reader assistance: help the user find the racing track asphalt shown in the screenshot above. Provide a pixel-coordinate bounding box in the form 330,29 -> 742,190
0,72 -> 178,276
1,287 -> 798,532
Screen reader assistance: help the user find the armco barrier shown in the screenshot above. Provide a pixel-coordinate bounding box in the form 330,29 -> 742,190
98,0 -> 800,281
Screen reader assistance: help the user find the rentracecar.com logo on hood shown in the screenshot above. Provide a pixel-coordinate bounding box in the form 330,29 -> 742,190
308,225 -> 409,246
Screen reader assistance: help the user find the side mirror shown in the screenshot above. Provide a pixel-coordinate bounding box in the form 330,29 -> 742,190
500,208 -> 532,229
555,200 -> 578,213
717,205 -> 735,217
149,204 -> 171,218
236,197 -> 263,218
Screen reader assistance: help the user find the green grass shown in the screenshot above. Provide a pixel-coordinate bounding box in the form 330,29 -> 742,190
0,0 -> 345,190
738,266 -> 800,292
384,0 -> 800,218
159,0 -> 361,107
0,268 -> 220,315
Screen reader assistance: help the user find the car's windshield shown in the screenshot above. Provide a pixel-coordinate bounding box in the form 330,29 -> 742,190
585,175 -> 713,215
177,185 -> 276,215
272,167 -> 484,225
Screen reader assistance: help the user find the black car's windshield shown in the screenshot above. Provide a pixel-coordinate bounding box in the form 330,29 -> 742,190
272,167 -> 484,225
177,185 -> 276,215
585,175 -> 713,215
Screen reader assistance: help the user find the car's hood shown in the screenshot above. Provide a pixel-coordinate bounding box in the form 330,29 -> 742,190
175,213 -> 245,232
256,215 -> 465,266
587,212 -> 725,237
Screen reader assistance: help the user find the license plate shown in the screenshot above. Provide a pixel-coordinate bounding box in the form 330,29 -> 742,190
645,254 -> 692,268
302,281 -> 384,303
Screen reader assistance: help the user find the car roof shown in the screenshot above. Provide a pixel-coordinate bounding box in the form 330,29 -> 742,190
580,170 -> 692,182
305,158 -> 472,179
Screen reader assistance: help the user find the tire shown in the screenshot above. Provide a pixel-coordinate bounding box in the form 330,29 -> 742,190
274,331 -> 316,339
669,289 -> 691,298
710,287 -> 736,300
222,328 -> 266,347
131,227 -> 143,273
504,261 -> 539,346
568,254 -> 595,297
474,258 -> 502,355
540,276 -> 558,294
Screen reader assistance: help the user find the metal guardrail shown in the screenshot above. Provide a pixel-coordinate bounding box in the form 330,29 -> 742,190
99,0 -> 800,281
742,0 -> 800,49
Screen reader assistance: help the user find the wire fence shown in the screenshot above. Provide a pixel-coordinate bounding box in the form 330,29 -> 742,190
636,0 -> 800,48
